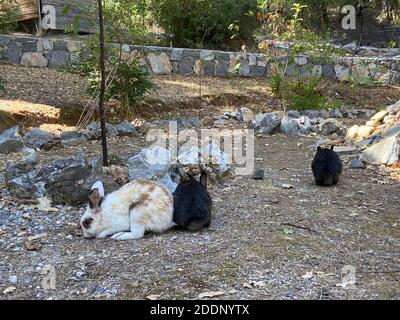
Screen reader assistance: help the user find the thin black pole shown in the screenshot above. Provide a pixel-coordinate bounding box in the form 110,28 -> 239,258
98,0 -> 108,166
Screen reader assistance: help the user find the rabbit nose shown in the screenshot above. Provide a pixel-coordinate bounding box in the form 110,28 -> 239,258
82,218 -> 94,229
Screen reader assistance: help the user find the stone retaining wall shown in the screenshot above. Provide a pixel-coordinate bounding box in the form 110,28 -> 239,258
1,34 -> 399,84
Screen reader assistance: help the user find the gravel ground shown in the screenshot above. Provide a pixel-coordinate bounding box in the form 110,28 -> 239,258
0,133 -> 399,300
1,64 -> 399,300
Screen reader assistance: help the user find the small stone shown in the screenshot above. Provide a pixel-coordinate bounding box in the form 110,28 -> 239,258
20,52 -> 48,67
0,126 -> 24,154
213,119 -> 228,126
8,276 -> 18,284
115,121 -> 137,136
253,169 -> 265,180
320,119 -> 340,135
329,109 -> 343,118
333,146 -> 358,156
350,159 -> 364,169
240,107 -> 254,123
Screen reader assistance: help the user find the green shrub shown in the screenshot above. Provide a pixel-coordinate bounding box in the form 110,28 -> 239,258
288,93 -> 327,110
71,41 -> 152,112
153,0 -> 258,49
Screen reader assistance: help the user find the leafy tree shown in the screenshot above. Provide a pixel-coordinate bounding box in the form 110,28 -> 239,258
152,0 -> 259,49
0,0 -> 20,33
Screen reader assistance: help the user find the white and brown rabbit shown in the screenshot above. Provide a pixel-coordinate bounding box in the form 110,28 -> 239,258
80,180 -> 174,240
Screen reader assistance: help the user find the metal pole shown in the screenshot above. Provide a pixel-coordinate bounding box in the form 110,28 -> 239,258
98,0 -> 109,167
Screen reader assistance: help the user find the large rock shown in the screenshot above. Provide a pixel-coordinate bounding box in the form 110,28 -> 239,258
175,143 -> 230,181
280,116 -> 300,136
49,50 -> 69,67
84,122 -> 119,140
320,119 -> 341,135
251,112 -> 282,135
367,110 -> 388,126
23,128 -> 59,150
5,149 -> 42,199
6,170 -> 42,199
147,53 -> 172,74
115,121 -> 137,136
334,64 -> 350,81
20,52 -> 48,67
60,131 -> 88,147
45,153 -> 120,205
361,133 -> 400,165
387,100 -> 400,115
0,126 -> 24,154
128,146 -> 177,193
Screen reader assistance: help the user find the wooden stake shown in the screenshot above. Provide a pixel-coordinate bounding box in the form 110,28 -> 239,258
98,0 -> 108,167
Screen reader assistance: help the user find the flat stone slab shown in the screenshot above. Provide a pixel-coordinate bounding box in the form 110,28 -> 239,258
333,146 -> 359,155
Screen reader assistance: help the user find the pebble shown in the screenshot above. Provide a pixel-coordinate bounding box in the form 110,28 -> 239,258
350,159 -> 365,169
253,169 -> 265,180
8,275 -> 18,284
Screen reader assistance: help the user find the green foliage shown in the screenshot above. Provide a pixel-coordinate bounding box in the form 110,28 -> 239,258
71,40 -> 152,111
103,0 -> 158,45
256,3 -> 344,112
288,92 -> 327,111
0,0 -> 21,33
153,0 -> 258,49
286,75 -> 327,110
268,64 -> 285,97
387,40 -> 398,49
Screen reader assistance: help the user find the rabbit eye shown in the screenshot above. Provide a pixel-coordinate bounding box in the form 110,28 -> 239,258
82,218 -> 94,229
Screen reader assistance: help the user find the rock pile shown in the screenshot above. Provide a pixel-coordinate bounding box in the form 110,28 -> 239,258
128,144 -> 231,193
346,100 -> 400,166
0,121 -> 137,155
5,151 -> 128,205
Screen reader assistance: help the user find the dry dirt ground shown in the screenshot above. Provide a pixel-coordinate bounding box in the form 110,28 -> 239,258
0,64 -> 399,300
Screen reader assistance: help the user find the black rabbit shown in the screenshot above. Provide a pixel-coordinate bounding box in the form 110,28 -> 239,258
312,145 -> 343,186
173,172 -> 212,231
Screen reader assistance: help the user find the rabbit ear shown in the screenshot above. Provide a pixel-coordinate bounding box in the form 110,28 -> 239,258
200,172 -> 208,189
91,181 -> 105,198
330,145 -> 334,150
89,181 -> 105,210
317,146 -> 322,152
